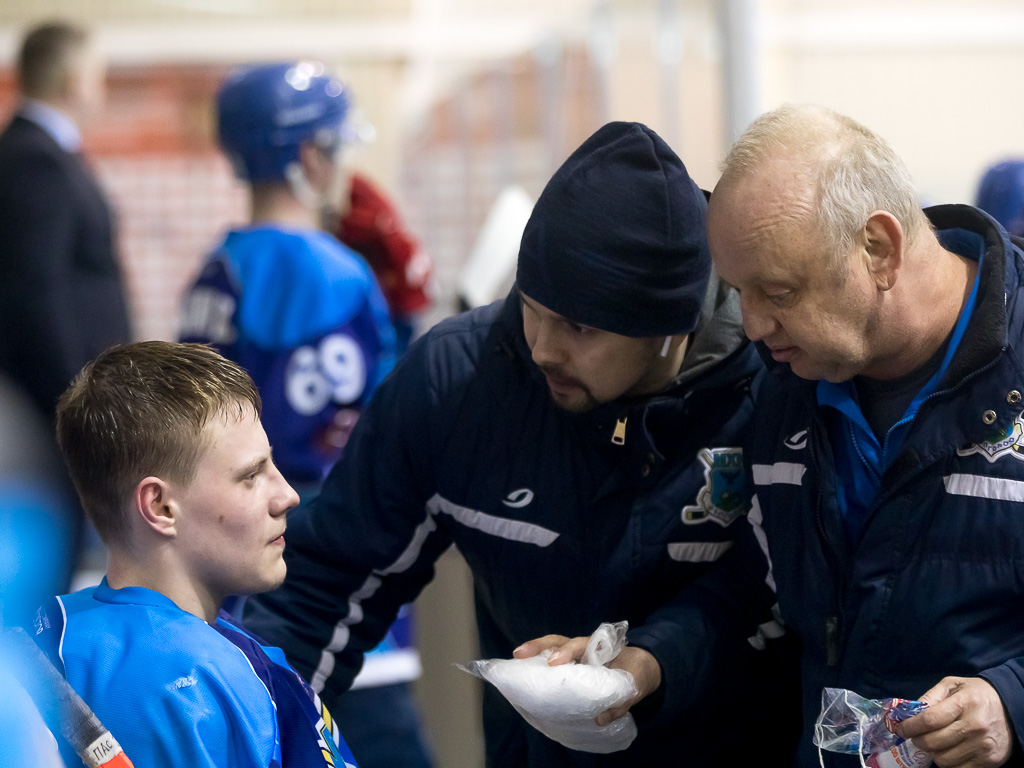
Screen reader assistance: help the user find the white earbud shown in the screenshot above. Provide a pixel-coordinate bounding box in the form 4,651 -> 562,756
660,335 -> 672,358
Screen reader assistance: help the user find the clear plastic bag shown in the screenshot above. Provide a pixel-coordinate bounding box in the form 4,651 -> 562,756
459,621 -> 639,753
813,688 -> 932,768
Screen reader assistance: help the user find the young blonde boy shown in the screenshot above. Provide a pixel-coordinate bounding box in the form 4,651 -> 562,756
33,341 -> 358,767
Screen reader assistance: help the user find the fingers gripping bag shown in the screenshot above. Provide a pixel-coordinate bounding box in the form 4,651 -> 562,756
814,687 -> 932,768
459,621 -> 639,753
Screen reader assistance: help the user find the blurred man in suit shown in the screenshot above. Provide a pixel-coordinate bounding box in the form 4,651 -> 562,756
0,21 -> 132,586
0,21 -> 131,422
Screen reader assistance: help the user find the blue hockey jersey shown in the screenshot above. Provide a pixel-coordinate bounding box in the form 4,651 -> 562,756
180,226 -> 396,483
33,580 -> 359,768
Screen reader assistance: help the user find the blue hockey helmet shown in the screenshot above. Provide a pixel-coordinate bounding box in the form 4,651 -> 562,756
217,61 -> 352,182
975,159 -> 1024,238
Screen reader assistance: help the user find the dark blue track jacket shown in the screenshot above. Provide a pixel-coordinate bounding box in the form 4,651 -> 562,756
245,280 -> 801,766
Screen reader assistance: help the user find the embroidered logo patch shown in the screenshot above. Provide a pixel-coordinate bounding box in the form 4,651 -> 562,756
957,411 -> 1024,463
682,447 -> 748,527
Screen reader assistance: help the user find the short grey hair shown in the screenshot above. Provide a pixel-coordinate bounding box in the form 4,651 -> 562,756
720,104 -> 929,271
17,21 -> 90,101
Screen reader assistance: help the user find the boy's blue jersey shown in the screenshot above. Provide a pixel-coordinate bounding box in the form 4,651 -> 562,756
180,226 -> 396,483
32,581 -> 359,768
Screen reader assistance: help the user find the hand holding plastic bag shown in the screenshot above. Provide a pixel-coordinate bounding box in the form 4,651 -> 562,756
814,687 -> 932,768
459,621 -> 639,753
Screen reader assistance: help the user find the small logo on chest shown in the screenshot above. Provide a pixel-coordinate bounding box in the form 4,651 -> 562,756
502,488 -> 534,508
172,674 -> 198,689
784,430 -> 808,450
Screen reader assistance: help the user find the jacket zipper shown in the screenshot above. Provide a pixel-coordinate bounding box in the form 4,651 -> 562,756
611,417 -> 627,445
809,419 -> 847,671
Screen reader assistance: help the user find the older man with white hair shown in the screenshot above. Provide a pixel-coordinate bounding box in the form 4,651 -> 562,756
705,103 -> 1024,768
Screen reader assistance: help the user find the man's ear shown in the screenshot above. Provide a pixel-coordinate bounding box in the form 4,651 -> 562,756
134,477 -> 178,538
863,211 -> 903,291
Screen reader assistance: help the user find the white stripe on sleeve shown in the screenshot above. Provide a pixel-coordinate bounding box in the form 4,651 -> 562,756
666,541 -> 733,562
751,462 -> 806,486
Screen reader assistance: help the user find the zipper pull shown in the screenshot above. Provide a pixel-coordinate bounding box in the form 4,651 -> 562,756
611,417 -> 627,446
825,615 -> 840,667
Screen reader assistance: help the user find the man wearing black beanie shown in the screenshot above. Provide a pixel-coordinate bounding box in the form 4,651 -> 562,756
245,122 -> 796,766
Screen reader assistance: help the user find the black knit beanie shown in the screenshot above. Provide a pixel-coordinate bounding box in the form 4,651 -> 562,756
516,121 -> 711,338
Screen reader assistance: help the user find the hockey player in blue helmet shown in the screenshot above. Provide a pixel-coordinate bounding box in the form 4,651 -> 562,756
216,61 -> 353,208
180,65 -> 429,767
182,60 -> 395,482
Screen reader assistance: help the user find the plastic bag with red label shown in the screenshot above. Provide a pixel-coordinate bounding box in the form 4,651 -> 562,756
813,687 -> 932,768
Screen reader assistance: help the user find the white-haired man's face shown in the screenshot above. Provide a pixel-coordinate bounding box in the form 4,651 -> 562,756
708,162 -> 883,384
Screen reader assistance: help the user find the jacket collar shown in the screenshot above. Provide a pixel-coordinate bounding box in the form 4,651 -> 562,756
924,204 -> 1015,389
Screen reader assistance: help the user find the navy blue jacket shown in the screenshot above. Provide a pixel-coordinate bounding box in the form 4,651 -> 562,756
695,205 -> 1024,766
246,281 -> 794,766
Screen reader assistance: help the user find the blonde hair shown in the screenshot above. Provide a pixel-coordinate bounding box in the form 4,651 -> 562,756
56,341 -> 261,546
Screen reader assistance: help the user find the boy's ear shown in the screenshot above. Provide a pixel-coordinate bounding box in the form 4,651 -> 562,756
134,477 -> 178,538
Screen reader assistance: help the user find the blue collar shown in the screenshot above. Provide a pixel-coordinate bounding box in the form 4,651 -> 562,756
92,578 -> 211,623
18,99 -> 82,152
817,229 -> 982,462
814,227 -> 983,542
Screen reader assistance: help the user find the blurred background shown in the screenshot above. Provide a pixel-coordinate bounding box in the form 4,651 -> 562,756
2,1 -> 1023,765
